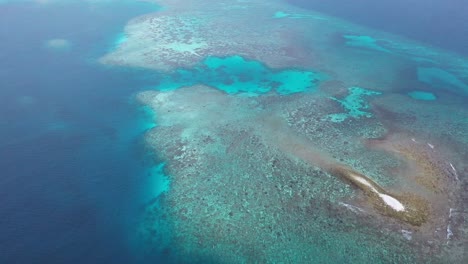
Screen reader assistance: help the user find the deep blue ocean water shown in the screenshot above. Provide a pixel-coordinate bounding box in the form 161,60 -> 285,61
287,0 -> 468,56
0,1 -> 163,263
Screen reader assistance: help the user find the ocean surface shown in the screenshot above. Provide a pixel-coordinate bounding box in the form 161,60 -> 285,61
0,1 -> 162,263
0,0 -> 467,263
287,0 -> 468,56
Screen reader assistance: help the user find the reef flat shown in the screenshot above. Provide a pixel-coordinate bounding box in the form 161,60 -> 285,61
102,0 -> 468,262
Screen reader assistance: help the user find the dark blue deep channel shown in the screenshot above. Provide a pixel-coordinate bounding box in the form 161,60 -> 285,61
0,2 -> 165,263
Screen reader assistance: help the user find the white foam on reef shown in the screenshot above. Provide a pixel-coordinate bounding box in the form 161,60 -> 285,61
449,163 -> 459,181
401,230 -> 412,241
339,202 -> 365,213
379,194 -> 405,212
446,208 -> 455,243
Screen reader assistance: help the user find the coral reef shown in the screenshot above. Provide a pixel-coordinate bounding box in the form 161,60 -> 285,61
136,84 -> 464,262
100,0 -> 468,262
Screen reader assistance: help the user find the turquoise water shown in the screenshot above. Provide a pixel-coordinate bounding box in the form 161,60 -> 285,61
156,55 -> 326,95
324,87 -> 382,122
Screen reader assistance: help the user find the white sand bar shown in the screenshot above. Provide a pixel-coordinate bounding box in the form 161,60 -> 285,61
379,194 -> 406,212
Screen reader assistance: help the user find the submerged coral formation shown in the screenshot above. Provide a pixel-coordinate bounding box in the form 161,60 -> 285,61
324,86 -> 381,123
417,67 -> 468,96
343,35 -> 391,53
137,86 -> 417,263
136,84 -> 466,262
101,0 -> 468,262
407,91 -> 437,101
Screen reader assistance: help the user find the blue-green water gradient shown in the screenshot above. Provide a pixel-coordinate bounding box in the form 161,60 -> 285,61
0,1 -> 165,263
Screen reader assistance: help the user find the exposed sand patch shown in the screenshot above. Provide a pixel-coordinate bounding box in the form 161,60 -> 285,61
379,194 -> 405,212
